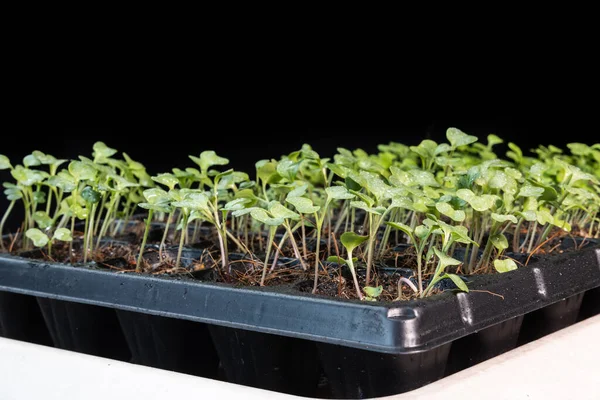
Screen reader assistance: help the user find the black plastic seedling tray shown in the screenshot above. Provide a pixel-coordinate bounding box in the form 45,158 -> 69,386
1,244 -> 600,398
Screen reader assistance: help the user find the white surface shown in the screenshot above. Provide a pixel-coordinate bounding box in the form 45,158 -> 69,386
1,315 -> 600,400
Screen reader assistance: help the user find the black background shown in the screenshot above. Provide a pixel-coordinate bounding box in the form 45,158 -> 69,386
1,115 -> 596,231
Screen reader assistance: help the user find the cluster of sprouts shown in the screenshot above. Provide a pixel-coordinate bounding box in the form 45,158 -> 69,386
1,129 -> 598,300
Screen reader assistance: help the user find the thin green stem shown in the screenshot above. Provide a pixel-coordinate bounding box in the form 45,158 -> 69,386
312,212 -> 323,294
82,209 -> 90,263
136,209 -> 153,272
285,221 -> 306,270
175,214 -> 189,268
346,251 -> 363,300
0,200 -> 15,251
159,212 -> 173,260
260,226 -> 276,286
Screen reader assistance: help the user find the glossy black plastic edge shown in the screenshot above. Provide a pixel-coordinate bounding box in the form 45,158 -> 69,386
0,246 -> 598,354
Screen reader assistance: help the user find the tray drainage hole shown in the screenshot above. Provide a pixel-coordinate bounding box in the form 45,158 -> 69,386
387,308 -> 417,320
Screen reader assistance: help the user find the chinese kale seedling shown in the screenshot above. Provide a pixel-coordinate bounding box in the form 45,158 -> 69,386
1,131 -> 598,303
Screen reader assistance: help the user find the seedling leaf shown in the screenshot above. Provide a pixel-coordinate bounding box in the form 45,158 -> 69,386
447,127 -> 478,148
53,228 -> 73,242
340,232 -> 369,253
440,273 -> 469,292
25,228 -> 49,247
363,286 -> 383,298
494,259 -> 518,273
286,196 -> 320,214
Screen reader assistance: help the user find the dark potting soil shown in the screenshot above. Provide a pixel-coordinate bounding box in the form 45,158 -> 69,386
2,222 -> 597,303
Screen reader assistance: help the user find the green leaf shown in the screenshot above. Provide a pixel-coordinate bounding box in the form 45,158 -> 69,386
53,228 -> 73,242
23,154 -> 41,167
518,185 -> 544,198
349,190 -> 375,207
231,188 -> 254,201
0,154 -> 11,170
456,189 -> 498,212
301,144 -> 320,160
560,160 -> 597,184
440,273 -> 469,292
350,201 -> 385,215
286,196 -> 320,214
457,167 -> 480,189
517,210 -> 537,221
287,183 -> 308,198
409,170 -> 440,187
450,225 -> 477,245
122,153 -> 145,171
447,127 -> 478,148
255,159 -> 280,185
33,211 -> 53,229
81,186 -> 101,203
494,259 -> 518,273
11,166 -> 47,186
231,206 -> 259,217
249,208 -> 283,226
47,172 -> 77,193
363,285 -> 383,298
390,194 -> 414,210
505,167 -> 522,180
567,143 -> 590,156
552,214 -> 571,231
488,170 -> 508,189
189,151 -> 229,174
491,213 -> 518,224
340,232 -> 369,253
276,158 -> 301,181
386,221 -> 414,241
423,186 -> 440,199
536,208 -> 554,225
33,190 -> 46,204
71,203 -> 89,220
327,163 -> 350,179
434,143 -> 452,155
93,142 -> 118,160
410,140 -> 438,160
345,175 -> 362,191
487,134 -> 503,147
435,202 -> 466,222
151,173 -> 180,190
269,202 -> 300,220
433,247 -> 462,269
414,225 -> 430,240
68,161 -> 97,181
325,186 -> 355,200
25,228 -> 49,247
508,142 -> 523,160
490,233 -> 509,250
111,175 -> 139,192
142,188 -> 170,205
223,198 -> 252,211
327,256 -> 343,264
172,191 -> 209,211
357,171 -> 392,201
525,179 -> 558,202
32,151 -> 62,166
3,183 -> 22,200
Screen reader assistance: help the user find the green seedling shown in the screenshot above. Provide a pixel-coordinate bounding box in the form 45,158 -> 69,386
137,188 -> 172,271
25,227 -> 72,258
363,285 -> 383,301
338,232 -> 369,299
422,247 -> 469,297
